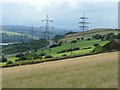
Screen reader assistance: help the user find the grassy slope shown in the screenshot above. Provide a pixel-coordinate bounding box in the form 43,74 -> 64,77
5,39 -> 109,61
2,51 -> 118,88
36,39 -> 109,57
60,29 -> 118,42
4,28 -> 113,62
0,39 -> 109,66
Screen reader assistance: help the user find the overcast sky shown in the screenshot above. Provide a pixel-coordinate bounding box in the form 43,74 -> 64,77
1,0 -> 119,30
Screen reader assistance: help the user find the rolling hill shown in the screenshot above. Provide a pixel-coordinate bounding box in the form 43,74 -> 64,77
1,25 -> 71,43
2,25 -> 69,37
59,28 -> 118,42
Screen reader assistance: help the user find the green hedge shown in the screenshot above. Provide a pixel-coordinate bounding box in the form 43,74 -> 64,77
2,50 -> 111,68
57,47 -> 80,54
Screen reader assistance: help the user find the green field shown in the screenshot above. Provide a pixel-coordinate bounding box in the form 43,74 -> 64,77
2,52 -> 118,88
2,28 -> 117,66
36,39 -> 109,57
4,39 -> 109,63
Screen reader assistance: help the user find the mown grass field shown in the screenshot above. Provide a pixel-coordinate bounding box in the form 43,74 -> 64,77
2,51 -> 118,88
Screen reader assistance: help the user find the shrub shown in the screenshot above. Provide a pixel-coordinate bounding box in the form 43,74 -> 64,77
101,38 -> 104,41
66,48 -> 73,52
62,54 -> 67,57
92,34 -> 103,39
73,47 -> 80,51
53,35 -> 64,43
71,40 -> 77,43
60,50 -> 67,53
87,38 -> 91,41
58,43 -> 62,46
50,44 -> 58,48
33,54 -> 39,59
103,33 -> 116,41
77,38 -> 80,40
81,38 -> 84,40
18,56 -> 28,60
34,49 -> 37,52
57,47 -> 80,54
59,41 -> 64,44
94,43 -> 100,47
65,31 -> 76,35
67,47 -> 79,52
57,51 -> 61,54
65,41 -> 67,43
82,47 -> 92,50
16,53 -> 24,58
7,61 -> 13,64
44,55 -> 53,58
39,53 -> 46,56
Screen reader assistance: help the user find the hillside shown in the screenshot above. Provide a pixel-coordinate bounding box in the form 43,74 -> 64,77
2,25 -> 69,39
2,52 -> 118,88
59,28 -> 118,42
2,31 -> 32,43
1,25 -> 71,43
1,27 -> 119,66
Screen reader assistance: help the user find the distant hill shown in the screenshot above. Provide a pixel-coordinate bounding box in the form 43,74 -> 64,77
1,25 -> 70,43
59,28 -> 118,42
2,25 -> 69,35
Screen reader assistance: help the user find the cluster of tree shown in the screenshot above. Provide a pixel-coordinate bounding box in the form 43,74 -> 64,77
15,53 -> 53,61
92,34 -> 103,39
52,35 -> 65,43
65,31 -> 77,35
71,40 -> 77,43
52,31 -> 78,43
15,53 -> 40,61
2,39 -> 49,54
92,33 -> 120,41
50,43 -> 62,48
82,47 -> 92,50
2,32 -> 32,43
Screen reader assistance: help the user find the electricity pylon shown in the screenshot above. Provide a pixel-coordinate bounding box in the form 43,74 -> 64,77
41,15 -> 53,52
42,14 -> 53,41
79,13 -> 89,39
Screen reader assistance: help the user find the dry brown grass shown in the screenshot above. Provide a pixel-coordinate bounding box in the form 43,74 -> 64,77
2,52 -> 118,88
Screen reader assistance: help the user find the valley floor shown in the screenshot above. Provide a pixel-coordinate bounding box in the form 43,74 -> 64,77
2,51 -> 118,88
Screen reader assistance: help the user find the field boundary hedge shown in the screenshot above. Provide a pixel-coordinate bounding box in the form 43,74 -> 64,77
1,50 -> 119,68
